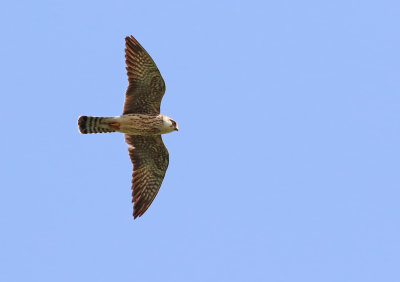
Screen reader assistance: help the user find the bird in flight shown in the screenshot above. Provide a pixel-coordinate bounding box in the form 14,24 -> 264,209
78,35 -> 178,219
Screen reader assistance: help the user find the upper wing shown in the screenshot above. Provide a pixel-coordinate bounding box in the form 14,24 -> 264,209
125,134 -> 169,218
123,36 -> 166,115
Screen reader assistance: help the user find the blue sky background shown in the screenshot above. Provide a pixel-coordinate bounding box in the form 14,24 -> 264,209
1,1 -> 399,281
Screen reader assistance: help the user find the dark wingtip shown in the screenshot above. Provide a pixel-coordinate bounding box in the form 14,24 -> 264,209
125,35 -> 143,50
125,35 -> 135,43
132,204 -> 148,219
133,210 -> 141,219
133,207 -> 141,219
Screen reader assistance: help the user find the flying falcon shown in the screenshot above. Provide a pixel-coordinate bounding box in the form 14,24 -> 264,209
78,35 -> 178,219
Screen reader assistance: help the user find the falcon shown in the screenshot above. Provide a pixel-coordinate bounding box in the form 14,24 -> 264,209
78,35 -> 178,219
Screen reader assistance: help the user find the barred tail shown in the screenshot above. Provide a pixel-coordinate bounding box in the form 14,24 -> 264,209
78,116 -> 116,134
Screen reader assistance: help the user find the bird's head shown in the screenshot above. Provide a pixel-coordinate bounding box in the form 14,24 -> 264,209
170,119 -> 179,131
162,115 -> 179,133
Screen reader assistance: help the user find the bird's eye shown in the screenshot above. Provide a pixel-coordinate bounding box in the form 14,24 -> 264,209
171,120 -> 176,126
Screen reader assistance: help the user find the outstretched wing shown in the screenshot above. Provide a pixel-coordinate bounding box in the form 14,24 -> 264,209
123,35 -> 166,115
125,134 -> 169,218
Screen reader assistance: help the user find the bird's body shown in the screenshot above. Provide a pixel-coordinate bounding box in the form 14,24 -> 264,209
78,35 -> 178,219
78,114 -> 176,135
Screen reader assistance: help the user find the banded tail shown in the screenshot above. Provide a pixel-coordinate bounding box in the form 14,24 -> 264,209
78,116 -> 117,134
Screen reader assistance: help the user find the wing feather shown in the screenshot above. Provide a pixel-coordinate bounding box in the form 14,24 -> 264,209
123,36 -> 166,115
125,134 -> 169,218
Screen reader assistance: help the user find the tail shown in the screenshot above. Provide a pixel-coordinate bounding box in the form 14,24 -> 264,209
78,116 -> 117,134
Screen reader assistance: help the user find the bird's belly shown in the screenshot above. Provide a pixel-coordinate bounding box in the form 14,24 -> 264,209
117,115 -> 163,135
119,125 -> 161,135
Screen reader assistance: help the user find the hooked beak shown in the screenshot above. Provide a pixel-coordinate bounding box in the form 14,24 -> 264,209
174,126 -> 179,131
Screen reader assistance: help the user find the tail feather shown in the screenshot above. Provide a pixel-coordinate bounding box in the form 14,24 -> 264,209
78,116 -> 116,134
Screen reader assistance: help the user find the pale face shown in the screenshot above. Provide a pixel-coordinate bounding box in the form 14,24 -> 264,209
162,115 -> 179,133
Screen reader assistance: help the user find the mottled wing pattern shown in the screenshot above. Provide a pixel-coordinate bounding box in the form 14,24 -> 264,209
125,134 -> 169,218
123,36 -> 166,115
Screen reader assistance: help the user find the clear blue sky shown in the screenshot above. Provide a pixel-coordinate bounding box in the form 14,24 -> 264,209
1,1 -> 399,281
